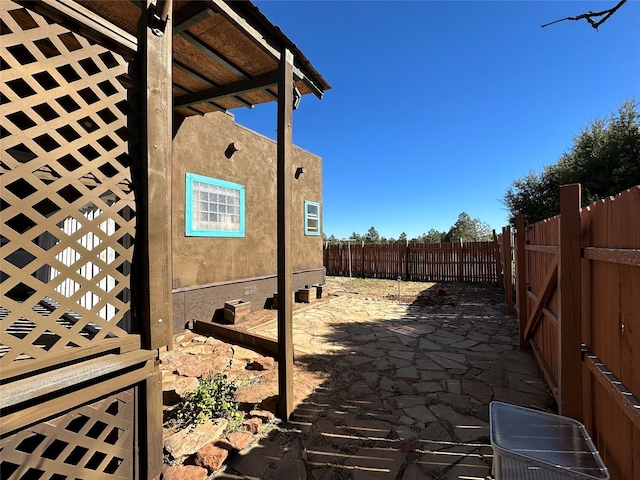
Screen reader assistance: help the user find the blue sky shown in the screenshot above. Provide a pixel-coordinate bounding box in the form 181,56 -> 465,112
233,1 -> 640,240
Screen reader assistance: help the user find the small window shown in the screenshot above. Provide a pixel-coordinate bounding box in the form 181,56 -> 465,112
304,200 -> 320,236
185,173 -> 245,237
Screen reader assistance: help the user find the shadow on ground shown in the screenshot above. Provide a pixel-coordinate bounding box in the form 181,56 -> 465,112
214,284 -> 549,480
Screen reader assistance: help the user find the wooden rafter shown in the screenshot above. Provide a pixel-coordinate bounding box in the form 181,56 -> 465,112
175,70 -> 278,108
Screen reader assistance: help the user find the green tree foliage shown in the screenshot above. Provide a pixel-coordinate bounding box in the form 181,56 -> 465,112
364,226 -> 380,244
504,100 -> 640,225
443,213 -> 493,242
396,232 -> 408,243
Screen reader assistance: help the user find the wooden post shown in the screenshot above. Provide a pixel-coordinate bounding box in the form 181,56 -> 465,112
558,183 -> 583,421
457,239 -> 464,282
361,241 -> 365,278
277,48 -> 294,420
503,226 -> 513,313
404,239 -> 409,280
141,0 -> 173,350
516,215 -> 527,349
142,362 -> 163,480
493,229 -> 504,289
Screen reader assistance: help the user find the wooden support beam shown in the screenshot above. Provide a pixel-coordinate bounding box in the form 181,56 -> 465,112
457,239 -> 464,282
516,214 -> 528,349
173,60 -> 250,109
558,183 -> 583,421
35,0 -> 137,54
141,0 -> 172,350
493,230 -> 504,289
277,48 -> 294,421
525,244 -> 559,254
174,70 -> 278,107
173,3 -> 215,34
523,255 -> 558,341
583,247 -> 640,266
142,362 -> 163,480
502,226 -> 513,313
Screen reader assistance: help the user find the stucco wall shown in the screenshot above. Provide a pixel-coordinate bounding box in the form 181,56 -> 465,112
172,111 -> 323,289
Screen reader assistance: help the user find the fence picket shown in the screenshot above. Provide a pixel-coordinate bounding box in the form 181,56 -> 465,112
324,241 -> 500,283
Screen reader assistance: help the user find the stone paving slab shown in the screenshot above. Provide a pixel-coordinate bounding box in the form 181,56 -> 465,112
216,285 -> 550,479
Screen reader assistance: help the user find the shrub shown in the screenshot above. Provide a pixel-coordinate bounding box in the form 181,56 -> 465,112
177,373 -> 243,427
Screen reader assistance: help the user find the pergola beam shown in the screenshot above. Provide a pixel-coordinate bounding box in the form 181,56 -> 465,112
174,70 -> 278,108
207,0 -> 323,99
173,61 -> 252,109
177,30 -> 248,79
173,4 -> 215,34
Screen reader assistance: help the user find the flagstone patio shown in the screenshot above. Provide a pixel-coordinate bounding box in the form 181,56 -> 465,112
212,284 -> 550,479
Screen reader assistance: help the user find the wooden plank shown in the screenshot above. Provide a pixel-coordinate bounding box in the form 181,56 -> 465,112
530,338 -> 559,399
141,0 -> 173,350
34,0 -> 137,53
516,215 -> 527,349
143,362 -> 163,480
277,47 -> 294,421
0,335 -> 141,381
457,239 -> 464,282
0,350 -> 154,410
584,353 -> 640,430
558,183 -> 583,421
583,247 -> 640,267
525,244 -> 559,253
523,255 -> 558,341
0,359 -> 154,436
193,320 -> 278,357
174,70 -> 278,107
502,227 -> 513,313
494,231 -> 504,288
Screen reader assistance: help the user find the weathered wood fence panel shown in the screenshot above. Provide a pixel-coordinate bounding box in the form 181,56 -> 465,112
324,241 -> 499,283
513,184 -> 640,480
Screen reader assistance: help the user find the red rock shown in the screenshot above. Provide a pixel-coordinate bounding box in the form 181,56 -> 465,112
249,409 -> 275,422
259,395 -> 278,414
226,431 -> 253,451
242,417 -> 262,434
194,443 -> 229,473
173,354 -> 229,378
434,285 -> 447,296
249,357 -> 275,371
162,465 -> 207,480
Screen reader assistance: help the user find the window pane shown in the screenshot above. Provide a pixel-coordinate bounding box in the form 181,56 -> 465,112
187,174 -> 244,236
307,204 -> 318,216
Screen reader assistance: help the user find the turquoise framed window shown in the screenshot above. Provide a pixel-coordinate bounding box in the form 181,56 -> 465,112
185,173 -> 245,237
304,200 -> 320,236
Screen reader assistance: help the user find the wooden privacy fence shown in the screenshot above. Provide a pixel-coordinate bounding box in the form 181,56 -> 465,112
508,184 -> 640,480
324,240 -> 500,283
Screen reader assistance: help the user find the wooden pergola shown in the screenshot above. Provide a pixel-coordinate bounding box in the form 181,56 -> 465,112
72,0 -> 330,418
1,1 -> 328,477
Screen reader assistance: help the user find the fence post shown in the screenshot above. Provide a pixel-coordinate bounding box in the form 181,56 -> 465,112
361,241 -> 365,278
493,230 -> 504,288
558,183 -> 583,421
516,214 -> 527,349
502,226 -> 513,313
457,239 -> 464,282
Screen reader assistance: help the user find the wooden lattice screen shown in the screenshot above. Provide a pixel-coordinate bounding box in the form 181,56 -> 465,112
0,387 -> 136,479
1,1 -> 140,378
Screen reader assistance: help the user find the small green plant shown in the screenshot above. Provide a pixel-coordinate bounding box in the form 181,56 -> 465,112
178,373 -> 243,427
